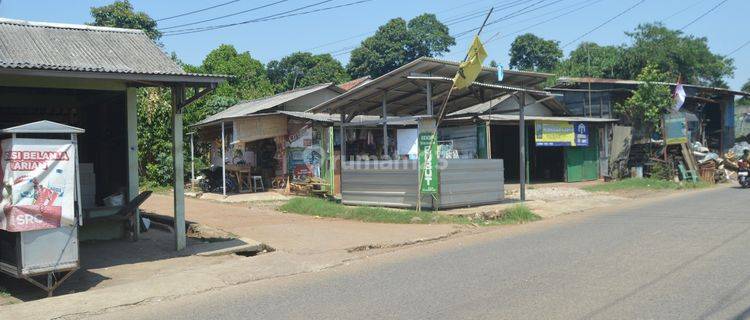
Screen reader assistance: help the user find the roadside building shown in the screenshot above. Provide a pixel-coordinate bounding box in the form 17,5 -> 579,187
308,57 -> 614,208
0,18 -> 225,251
549,78 -> 750,179
192,83 -> 386,196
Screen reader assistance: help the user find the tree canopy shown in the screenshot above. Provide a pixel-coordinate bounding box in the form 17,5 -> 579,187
615,64 -> 673,135
347,14 -> 455,78
89,0 -> 161,40
509,33 -> 562,73
557,42 -> 624,79
267,52 -> 350,93
196,44 -> 274,100
554,23 -> 734,87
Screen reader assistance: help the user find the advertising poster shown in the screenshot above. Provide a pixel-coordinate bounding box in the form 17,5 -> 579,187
418,133 -> 438,194
0,138 -> 76,232
535,121 -> 589,147
664,113 -> 688,145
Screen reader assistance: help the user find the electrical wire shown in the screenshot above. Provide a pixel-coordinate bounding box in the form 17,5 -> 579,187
679,0 -> 729,30
660,0 -> 705,22
485,0 -> 605,44
160,0 -> 290,30
727,39 -> 750,57
156,0 -> 245,22
562,0 -> 644,48
164,0 -> 377,36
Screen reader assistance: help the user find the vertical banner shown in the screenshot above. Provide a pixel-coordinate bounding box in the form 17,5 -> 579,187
0,138 -> 76,232
418,133 -> 439,194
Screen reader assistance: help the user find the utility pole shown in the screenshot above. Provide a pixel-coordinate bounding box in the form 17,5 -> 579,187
519,89 -> 526,202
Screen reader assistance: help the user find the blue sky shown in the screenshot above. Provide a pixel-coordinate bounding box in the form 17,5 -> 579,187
2,0 -> 748,89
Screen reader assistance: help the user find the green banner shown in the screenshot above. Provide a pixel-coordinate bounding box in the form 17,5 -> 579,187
418,132 -> 439,194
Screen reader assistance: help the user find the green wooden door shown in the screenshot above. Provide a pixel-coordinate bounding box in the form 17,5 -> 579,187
566,130 -> 599,182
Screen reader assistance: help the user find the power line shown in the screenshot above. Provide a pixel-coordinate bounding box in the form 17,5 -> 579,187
486,0 -> 605,44
160,0 -> 290,30
165,0 -> 375,36
679,0 -> 729,30
562,0 -> 644,48
727,39 -> 750,57
156,0 -> 244,22
163,0 -> 332,34
443,0 -> 603,60
660,0 -> 705,22
289,0 -> 524,56
453,0 -> 550,38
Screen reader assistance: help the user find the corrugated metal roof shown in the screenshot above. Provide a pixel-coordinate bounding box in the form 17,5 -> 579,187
308,57 -> 554,117
196,83 -> 342,125
448,92 -> 567,117
554,77 -> 750,97
451,115 -> 619,123
0,18 -> 206,77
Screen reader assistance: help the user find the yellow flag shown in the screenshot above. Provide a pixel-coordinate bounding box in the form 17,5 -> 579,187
453,35 -> 488,90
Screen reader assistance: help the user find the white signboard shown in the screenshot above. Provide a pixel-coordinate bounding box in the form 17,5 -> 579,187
0,138 -> 76,232
397,128 -> 418,158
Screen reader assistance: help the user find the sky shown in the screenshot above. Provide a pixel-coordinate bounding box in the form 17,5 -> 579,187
1,0 -> 748,90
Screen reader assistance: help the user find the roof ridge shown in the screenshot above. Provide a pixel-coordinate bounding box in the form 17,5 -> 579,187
0,18 -> 144,34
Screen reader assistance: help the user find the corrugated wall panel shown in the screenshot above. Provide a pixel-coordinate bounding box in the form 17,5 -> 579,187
341,159 -> 504,209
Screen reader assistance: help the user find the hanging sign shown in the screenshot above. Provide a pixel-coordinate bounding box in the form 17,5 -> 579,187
418,133 -> 439,194
664,113 -> 688,145
0,138 -> 76,232
535,121 -> 589,147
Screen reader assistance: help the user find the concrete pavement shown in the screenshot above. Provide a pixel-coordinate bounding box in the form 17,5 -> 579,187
78,185 -> 750,320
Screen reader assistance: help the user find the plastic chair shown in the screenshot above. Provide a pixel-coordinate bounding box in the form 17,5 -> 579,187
252,176 -> 264,192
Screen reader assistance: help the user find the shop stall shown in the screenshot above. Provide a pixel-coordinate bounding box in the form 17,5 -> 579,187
309,57 -> 555,209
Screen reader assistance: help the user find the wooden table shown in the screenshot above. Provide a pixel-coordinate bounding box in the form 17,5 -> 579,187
225,164 -> 254,192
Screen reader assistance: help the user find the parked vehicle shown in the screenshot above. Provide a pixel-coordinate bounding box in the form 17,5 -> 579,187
198,165 -> 238,193
739,160 -> 750,188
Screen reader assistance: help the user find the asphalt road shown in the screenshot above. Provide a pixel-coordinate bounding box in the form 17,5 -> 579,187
91,185 -> 750,320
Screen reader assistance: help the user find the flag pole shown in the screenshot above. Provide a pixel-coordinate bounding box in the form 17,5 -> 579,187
435,7 -> 494,128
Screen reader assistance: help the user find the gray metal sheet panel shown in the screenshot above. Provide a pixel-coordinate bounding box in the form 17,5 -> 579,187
20,226 -> 79,275
341,159 -> 504,209
440,159 -> 504,208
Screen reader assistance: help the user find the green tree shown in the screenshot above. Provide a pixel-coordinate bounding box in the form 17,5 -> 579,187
556,24 -> 734,87
615,65 -> 673,136
619,23 -> 733,87
509,33 -> 562,72
89,0 -> 161,40
557,42 -> 624,78
197,44 -> 273,100
267,52 -> 350,92
347,13 -> 455,78
738,79 -> 750,106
